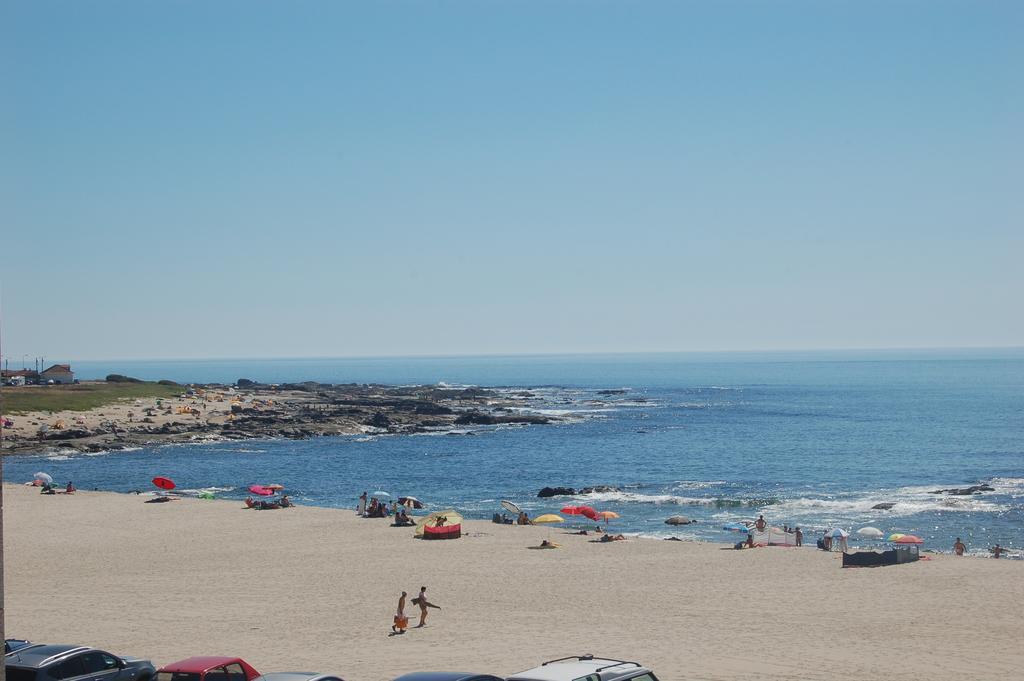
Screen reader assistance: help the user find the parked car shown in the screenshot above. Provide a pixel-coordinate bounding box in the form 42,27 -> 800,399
392,675 -> 502,681
5,639 -> 33,654
507,656 -> 659,681
156,657 -> 261,681
253,673 -> 346,681
3,644 -> 156,681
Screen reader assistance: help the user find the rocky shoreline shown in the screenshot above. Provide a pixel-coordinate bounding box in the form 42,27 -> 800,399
1,382 -> 560,456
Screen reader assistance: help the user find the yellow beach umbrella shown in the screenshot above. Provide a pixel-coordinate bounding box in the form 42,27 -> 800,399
531,513 -> 564,541
597,511 -> 620,521
414,509 -> 464,537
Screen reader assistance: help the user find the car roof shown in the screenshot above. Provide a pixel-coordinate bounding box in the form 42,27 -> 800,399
160,657 -> 250,673
508,657 -> 649,681
5,645 -> 93,668
5,640 -> 34,654
392,674 -> 503,681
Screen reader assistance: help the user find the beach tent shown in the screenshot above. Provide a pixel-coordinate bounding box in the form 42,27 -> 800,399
749,526 -> 799,547
414,510 -> 464,537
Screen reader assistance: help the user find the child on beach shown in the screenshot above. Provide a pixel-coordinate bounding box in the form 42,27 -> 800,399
392,591 -> 409,634
953,537 -> 966,556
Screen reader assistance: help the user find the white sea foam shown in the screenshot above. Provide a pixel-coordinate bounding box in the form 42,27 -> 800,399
573,490 -> 761,506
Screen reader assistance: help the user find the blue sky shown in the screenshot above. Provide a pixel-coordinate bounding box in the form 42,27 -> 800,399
2,1 -> 1021,361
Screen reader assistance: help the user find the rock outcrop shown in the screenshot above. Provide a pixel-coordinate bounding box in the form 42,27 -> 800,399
930,484 -> 995,495
537,486 -> 576,498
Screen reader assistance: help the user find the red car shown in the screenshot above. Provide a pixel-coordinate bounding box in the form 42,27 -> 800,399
157,657 -> 261,681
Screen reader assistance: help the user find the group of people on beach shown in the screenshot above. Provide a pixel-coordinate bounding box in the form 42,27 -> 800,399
35,480 -> 75,495
357,491 -> 416,525
953,537 -> 1007,558
245,495 -> 291,510
391,586 -> 440,635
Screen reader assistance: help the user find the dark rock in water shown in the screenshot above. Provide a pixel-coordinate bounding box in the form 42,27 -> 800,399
237,378 -> 257,387
596,389 -> 628,395
578,485 -> 619,494
664,536 -> 683,541
872,502 -> 897,510
930,484 -> 995,496
454,410 -> 551,426
538,486 -> 576,498
665,515 -> 693,525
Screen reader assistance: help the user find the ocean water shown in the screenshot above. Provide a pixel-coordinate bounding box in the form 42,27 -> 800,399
6,350 -> 1023,554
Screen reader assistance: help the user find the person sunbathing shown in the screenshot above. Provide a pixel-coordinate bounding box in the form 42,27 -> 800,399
600,533 -> 626,542
539,539 -> 561,548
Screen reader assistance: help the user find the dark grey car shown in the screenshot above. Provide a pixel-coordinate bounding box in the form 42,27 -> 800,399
4,644 -> 156,681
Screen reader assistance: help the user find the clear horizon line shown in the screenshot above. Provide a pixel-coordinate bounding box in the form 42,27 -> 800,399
29,344 -> 1024,364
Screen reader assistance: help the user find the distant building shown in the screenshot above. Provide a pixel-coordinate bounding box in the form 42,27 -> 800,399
2,369 -> 39,385
40,364 -> 75,384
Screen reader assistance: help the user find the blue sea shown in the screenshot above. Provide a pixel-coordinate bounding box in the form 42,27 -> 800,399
7,350 -> 1024,555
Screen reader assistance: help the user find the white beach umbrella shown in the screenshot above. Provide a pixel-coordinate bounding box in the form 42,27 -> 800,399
857,527 -> 884,538
34,472 -> 54,485
827,528 -> 849,538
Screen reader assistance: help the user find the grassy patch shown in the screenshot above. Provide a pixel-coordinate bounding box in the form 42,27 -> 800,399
1,381 -> 185,414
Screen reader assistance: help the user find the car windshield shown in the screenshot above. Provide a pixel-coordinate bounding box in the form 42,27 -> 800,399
7,668 -> 38,681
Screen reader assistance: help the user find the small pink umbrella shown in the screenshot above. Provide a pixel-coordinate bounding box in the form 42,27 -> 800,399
892,534 -> 924,544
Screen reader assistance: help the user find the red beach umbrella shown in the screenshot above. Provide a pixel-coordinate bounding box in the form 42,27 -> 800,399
561,505 -> 600,521
152,476 -> 175,491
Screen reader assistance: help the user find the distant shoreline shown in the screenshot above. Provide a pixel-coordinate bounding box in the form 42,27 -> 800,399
1,380 -> 562,456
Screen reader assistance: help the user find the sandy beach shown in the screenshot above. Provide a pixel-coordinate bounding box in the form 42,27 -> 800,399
4,485 -> 1022,680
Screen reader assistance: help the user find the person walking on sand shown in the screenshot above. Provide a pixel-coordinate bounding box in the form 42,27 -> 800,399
795,527 -> 803,547
953,537 -> 966,556
357,491 -> 367,516
412,586 -> 441,627
392,591 -> 409,634
755,515 -> 766,532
